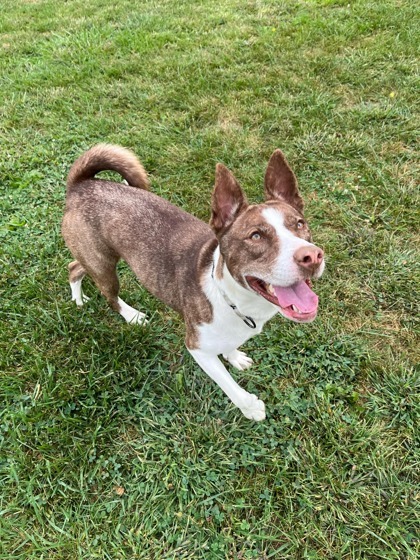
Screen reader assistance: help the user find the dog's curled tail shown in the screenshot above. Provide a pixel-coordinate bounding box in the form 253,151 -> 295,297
67,144 -> 150,191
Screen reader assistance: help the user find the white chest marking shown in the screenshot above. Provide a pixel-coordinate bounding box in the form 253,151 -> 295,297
196,247 -> 277,355
262,207 -> 324,285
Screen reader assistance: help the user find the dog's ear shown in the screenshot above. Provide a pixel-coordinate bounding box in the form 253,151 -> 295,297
210,163 -> 248,234
264,149 -> 304,212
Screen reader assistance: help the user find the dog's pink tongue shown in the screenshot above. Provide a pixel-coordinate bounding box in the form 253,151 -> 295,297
274,281 -> 318,313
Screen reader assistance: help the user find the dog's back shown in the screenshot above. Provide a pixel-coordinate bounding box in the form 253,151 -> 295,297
62,145 -> 216,318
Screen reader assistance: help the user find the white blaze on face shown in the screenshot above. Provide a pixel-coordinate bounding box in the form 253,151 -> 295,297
262,207 -> 324,286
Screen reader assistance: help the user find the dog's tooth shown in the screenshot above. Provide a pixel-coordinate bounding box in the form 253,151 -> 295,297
291,304 -> 301,313
267,284 -> 275,295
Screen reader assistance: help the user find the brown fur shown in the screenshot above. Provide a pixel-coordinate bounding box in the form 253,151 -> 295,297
61,145 -> 325,422
62,145 -> 315,350
215,201 -> 311,290
210,163 -> 248,234
67,144 -> 149,191
209,152 -> 310,291
62,145 -> 215,347
264,149 -> 304,212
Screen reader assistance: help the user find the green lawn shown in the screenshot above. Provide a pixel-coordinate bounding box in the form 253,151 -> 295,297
0,0 -> 419,558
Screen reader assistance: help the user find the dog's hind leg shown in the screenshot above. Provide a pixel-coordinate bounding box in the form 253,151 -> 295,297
82,257 -> 147,325
68,261 -> 90,306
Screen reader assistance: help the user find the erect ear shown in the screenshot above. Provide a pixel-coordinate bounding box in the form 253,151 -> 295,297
264,149 -> 304,212
210,163 -> 248,234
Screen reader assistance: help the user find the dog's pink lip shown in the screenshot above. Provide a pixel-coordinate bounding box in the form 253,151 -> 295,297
245,276 -> 318,323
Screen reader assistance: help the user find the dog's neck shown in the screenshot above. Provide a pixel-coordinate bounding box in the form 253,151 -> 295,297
211,246 -> 278,322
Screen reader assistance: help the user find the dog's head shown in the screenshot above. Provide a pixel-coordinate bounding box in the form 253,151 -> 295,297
210,150 -> 325,323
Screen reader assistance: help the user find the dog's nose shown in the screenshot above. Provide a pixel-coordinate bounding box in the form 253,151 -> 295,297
294,245 -> 324,272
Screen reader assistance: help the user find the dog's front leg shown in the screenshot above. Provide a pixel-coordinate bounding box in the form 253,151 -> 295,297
188,348 -> 265,421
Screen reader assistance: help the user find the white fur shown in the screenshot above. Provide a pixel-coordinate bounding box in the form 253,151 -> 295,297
188,348 -> 265,421
223,349 -> 253,371
197,247 -> 277,355
187,248 -> 279,421
69,208 -> 322,422
70,280 -> 89,307
190,210 -> 325,421
262,207 -> 325,285
117,297 -> 148,325
70,280 -> 147,325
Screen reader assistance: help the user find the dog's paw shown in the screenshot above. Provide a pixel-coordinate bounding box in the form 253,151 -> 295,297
239,393 -> 266,421
126,311 -> 149,326
117,298 -> 148,326
224,350 -> 254,371
70,280 -> 89,307
72,293 -> 90,307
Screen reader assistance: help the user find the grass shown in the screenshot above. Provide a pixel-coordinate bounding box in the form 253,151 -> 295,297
0,0 -> 419,558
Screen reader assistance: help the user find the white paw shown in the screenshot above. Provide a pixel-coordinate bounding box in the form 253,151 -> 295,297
117,298 -> 148,325
238,393 -> 266,421
224,350 -> 254,371
70,280 -> 89,307
72,293 -> 90,307
126,311 -> 148,326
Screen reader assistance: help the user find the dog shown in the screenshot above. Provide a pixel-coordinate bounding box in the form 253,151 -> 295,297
62,145 -> 325,421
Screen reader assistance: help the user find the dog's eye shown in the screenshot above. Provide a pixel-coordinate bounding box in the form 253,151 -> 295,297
250,231 -> 261,240
297,220 -> 305,229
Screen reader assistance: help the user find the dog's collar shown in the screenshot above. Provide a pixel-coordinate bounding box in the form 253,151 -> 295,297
211,262 -> 257,329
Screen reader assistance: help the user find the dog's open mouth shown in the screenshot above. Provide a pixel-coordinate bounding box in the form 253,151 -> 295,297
245,276 -> 319,322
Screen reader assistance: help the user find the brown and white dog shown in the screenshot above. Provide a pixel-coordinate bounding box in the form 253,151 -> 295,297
62,145 -> 325,421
